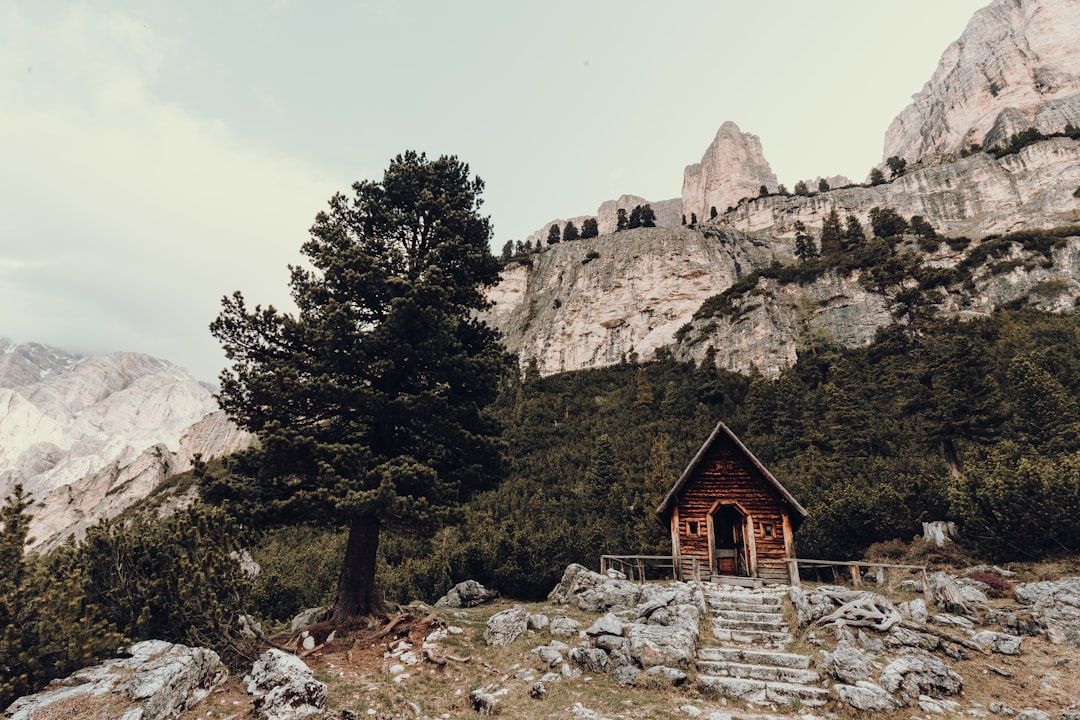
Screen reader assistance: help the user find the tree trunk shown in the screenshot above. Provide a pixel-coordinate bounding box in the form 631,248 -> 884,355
941,437 -> 963,477
330,515 -> 388,625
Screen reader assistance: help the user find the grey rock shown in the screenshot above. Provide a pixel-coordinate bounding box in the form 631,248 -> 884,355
899,598 -> 929,623
483,605 -> 528,646
1016,711 -> 1051,720
900,579 -> 923,593
856,629 -> 885,653
585,612 -> 625,637
626,622 -> 697,669
642,665 -> 687,686
569,647 -> 610,674
594,634 -> 629,653
529,681 -> 547,700
971,631 -> 1023,655
989,702 -> 1017,716
929,571 -> 984,615
435,579 -> 497,609
879,652 -> 964,705
246,649 -> 328,720
539,671 -> 562,684
289,606 -> 328,633
1014,577 -> 1080,646
834,681 -> 901,712
920,695 -> 963,714
549,616 -> 582,638
468,689 -> 499,715
4,640 -> 227,720
611,665 -> 639,686
1057,713 -> 1080,720
560,662 -> 582,679
823,639 -> 870,684
527,645 -> 564,668
647,607 -> 673,625
527,613 -> 550,631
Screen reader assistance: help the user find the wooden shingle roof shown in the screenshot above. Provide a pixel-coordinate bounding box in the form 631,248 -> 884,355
655,421 -> 807,521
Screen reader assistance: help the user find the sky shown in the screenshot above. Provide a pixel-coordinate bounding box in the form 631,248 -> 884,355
1,0 -> 988,383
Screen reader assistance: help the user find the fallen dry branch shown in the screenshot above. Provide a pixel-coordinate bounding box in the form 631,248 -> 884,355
899,619 -> 989,655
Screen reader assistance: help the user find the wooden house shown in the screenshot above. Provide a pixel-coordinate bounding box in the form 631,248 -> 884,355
656,422 -> 807,585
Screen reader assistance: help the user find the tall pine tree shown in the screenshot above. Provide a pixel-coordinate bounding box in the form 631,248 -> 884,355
209,152 -> 512,623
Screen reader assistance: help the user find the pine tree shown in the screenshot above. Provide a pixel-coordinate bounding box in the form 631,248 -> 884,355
628,205 -> 643,229
794,180 -> 810,196
844,214 -> 866,248
869,167 -> 886,186
581,217 -> 599,239
547,223 -> 561,244
820,209 -> 844,255
639,204 -> 657,228
563,221 -> 580,242
793,221 -> 818,262
209,151 -> 512,623
818,178 -> 830,192
616,208 -> 628,231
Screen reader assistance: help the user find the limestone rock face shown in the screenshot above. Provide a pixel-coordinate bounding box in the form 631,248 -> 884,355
0,342 -> 252,549
482,226 -> 776,376
722,138 -> 1080,243
883,0 -> 1080,162
596,195 -> 683,235
526,215 -> 596,249
4,640 -> 227,720
682,121 -> 778,224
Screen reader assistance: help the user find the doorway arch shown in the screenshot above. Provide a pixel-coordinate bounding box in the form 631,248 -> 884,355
707,501 -> 756,577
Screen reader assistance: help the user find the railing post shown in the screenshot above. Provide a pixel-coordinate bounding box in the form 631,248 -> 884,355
850,564 -> 862,588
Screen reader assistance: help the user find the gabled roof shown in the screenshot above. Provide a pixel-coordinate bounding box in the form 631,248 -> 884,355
656,421 -> 807,520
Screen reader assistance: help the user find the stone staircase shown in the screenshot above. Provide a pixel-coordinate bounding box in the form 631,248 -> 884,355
697,584 -> 831,707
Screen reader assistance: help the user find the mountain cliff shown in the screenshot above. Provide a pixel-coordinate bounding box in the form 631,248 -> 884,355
0,340 -> 250,549
487,0 -> 1080,379
883,0 -> 1080,162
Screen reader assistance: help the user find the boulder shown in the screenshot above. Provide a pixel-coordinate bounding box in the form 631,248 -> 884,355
989,701 -> 1017,716
289,607 -> 328,633
626,622 -> 697,669
971,631 -> 1023,655
1014,576 -> 1080,646
434,579 -> 497,609
899,598 -> 929,623
527,613 -> 550,631
468,689 -> 499,715
642,665 -> 687,686
823,639 -> 871,684
4,640 -> 227,720
527,644 -> 565,668
246,649 -> 327,720
483,605 -> 529,646
612,664 -> 640,686
1016,710 -> 1051,720
585,612 -> 625,637
879,652 -> 964,705
834,681 -> 901,713
549,616 -> 582,638
569,646 -> 610,674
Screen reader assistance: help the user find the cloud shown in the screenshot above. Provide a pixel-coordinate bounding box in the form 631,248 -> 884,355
0,5 -> 344,381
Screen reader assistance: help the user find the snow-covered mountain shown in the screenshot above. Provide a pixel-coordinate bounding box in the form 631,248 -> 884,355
0,338 -> 250,550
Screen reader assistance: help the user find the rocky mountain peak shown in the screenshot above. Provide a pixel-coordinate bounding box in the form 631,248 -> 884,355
883,0 -> 1080,163
681,121 -> 778,223
0,341 -> 251,550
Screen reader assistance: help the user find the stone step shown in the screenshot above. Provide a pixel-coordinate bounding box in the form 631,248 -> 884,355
712,627 -> 793,646
705,592 -> 784,607
713,616 -> 789,633
698,659 -> 820,684
698,646 -> 812,670
711,608 -> 785,624
707,599 -> 784,614
697,675 -> 831,707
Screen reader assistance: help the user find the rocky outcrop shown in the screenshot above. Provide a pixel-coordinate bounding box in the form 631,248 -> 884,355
245,649 -> 327,720
883,0 -> 1080,163
3,640 -> 227,720
596,196 -> 683,235
722,137 -> 1080,242
482,226 -> 775,376
682,121 -> 778,224
0,342 -> 252,549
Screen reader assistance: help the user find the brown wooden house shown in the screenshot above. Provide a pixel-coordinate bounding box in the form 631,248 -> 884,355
657,422 -> 807,585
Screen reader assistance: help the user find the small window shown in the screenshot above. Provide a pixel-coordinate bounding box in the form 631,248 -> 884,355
687,521 -> 700,536
762,523 -> 774,538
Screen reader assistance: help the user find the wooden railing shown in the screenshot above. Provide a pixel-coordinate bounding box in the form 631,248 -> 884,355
783,557 -> 929,594
599,555 -> 682,583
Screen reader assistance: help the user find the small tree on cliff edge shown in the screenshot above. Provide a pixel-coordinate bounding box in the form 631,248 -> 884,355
208,151 -> 512,624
